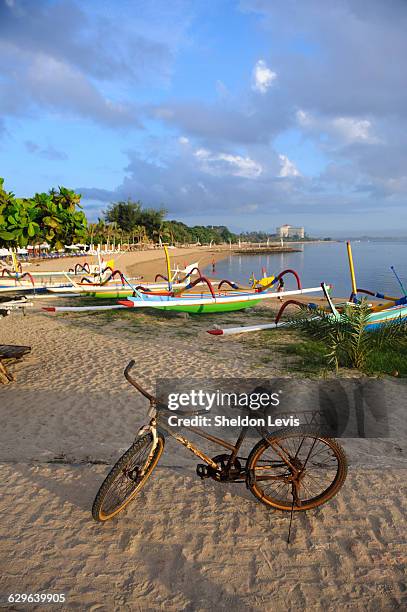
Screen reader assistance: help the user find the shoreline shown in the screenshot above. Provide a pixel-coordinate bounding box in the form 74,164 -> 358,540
19,246 -> 232,282
14,240 -> 342,284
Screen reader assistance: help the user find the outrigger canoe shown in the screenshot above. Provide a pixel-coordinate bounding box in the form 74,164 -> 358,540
207,282 -> 407,335
119,286 -> 323,314
46,278 -> 221,298
207,300 -> 407,335
362,302 -> 407,330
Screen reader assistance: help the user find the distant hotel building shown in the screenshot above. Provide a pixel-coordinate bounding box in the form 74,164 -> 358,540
277,224 -> 305,239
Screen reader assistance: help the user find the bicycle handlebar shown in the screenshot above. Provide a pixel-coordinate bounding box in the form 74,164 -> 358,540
124,360 -> 210,417
124,360 -> 157,403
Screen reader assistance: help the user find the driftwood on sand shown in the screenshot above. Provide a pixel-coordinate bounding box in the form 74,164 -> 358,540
0,345 -> 31,384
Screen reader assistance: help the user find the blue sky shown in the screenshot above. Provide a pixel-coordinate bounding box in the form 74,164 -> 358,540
1,0 -> 407,236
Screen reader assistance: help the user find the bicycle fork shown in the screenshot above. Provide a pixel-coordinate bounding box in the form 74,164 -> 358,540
136,404 -> 160,477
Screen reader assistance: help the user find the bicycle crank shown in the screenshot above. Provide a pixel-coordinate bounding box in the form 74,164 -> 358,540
196,455 -> 243,482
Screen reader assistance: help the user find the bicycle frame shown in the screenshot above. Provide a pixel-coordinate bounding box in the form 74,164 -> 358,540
124,359 -> 248,471
156,411 -> 250,471
125,360 -> 307,480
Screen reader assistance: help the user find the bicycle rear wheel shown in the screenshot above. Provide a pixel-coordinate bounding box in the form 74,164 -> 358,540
92,432 -> 164,521
247,432 -> 347,511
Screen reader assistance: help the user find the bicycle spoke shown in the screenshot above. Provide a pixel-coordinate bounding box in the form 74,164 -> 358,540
96,435 -> 160,518
249,433 -> 345,510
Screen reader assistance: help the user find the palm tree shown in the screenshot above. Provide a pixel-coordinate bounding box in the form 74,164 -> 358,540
288,299 -> 407,372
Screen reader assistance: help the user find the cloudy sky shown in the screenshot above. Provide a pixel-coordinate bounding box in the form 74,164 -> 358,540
1,0 -> 407,236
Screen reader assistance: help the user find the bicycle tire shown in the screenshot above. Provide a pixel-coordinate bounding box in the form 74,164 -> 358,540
92,432 -> 164,522
246,431 -> 347,512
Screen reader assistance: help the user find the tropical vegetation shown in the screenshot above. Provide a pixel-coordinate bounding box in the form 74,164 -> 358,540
1,178 -> 316,249
286,299 -> 407,376
103,200 -> 238,245
0,178 -> 87,250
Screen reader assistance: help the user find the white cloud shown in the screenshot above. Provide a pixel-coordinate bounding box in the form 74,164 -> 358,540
194,148 -> 262,178
22,53 -> 137,126
278,154 -> 301,177
178,136 -> 189,144
195,148 -> 210,159
331,117 -> 373,143
296,109 -> 377,145
296,109 -> 312,127
252,59 -> 277,93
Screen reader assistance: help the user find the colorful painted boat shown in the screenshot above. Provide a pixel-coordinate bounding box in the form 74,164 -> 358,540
46,280 -> 140,297
207,282 -> 407,335
44,252 -> 201,298
363,303 -> 407,330
0,252 -> 140,294
207,302 -> 407,335
119,286 -> 323,314
0,283 -> 67,294
46,278 -> 214,298
0,269 -> 138,294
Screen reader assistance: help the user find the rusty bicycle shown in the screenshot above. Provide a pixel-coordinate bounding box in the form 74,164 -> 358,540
92,361 -> 348,525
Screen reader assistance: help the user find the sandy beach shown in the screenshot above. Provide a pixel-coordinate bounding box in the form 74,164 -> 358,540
0,252 -> 406,610
20,246 -> 231,283
3,0 -> 407,607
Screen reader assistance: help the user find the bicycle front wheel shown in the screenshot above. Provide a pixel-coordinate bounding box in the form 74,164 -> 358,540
247,432 -> 347,511
92,432 -> 164,522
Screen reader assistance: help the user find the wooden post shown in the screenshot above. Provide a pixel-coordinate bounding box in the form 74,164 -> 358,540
0,360 -> 14,384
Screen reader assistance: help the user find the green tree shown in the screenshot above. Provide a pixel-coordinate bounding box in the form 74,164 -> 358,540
138,207 -> 167,239
0,178 -> 87,250
104,199 -> 167,240
105,199 -> 142,233
36,187 -> 87,249
0,180 -> 40,246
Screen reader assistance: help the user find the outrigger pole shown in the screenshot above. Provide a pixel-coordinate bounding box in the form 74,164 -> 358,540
164,245 -> 172,292
207,285 -> 325,336
346,241 -> 357,301
390,265 -> 407,297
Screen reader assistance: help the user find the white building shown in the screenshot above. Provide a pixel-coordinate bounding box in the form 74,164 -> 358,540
277,224 -> 305,239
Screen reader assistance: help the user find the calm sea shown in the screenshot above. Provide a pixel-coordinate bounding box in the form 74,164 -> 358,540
203,241 -> 407,298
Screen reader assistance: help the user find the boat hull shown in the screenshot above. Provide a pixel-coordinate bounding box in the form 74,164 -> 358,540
83,289 -> 134,299
365,305 -> 407,330
119,286 -> 323,314
151,299 -> 261,313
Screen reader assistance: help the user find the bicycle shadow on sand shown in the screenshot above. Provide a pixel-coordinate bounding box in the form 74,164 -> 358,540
123,538 -> 256,611
10,456 -> 256,515
10,459 -> 326,552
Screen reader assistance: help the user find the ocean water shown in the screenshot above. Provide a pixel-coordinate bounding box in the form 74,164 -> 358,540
203,241 -> 407,298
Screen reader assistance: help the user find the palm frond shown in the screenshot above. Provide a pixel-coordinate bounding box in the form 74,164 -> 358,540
369,315 -> 407,349
284,298 -> 390,371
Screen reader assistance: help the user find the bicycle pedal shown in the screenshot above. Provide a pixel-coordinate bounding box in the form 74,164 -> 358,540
196,464 -> 210,479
